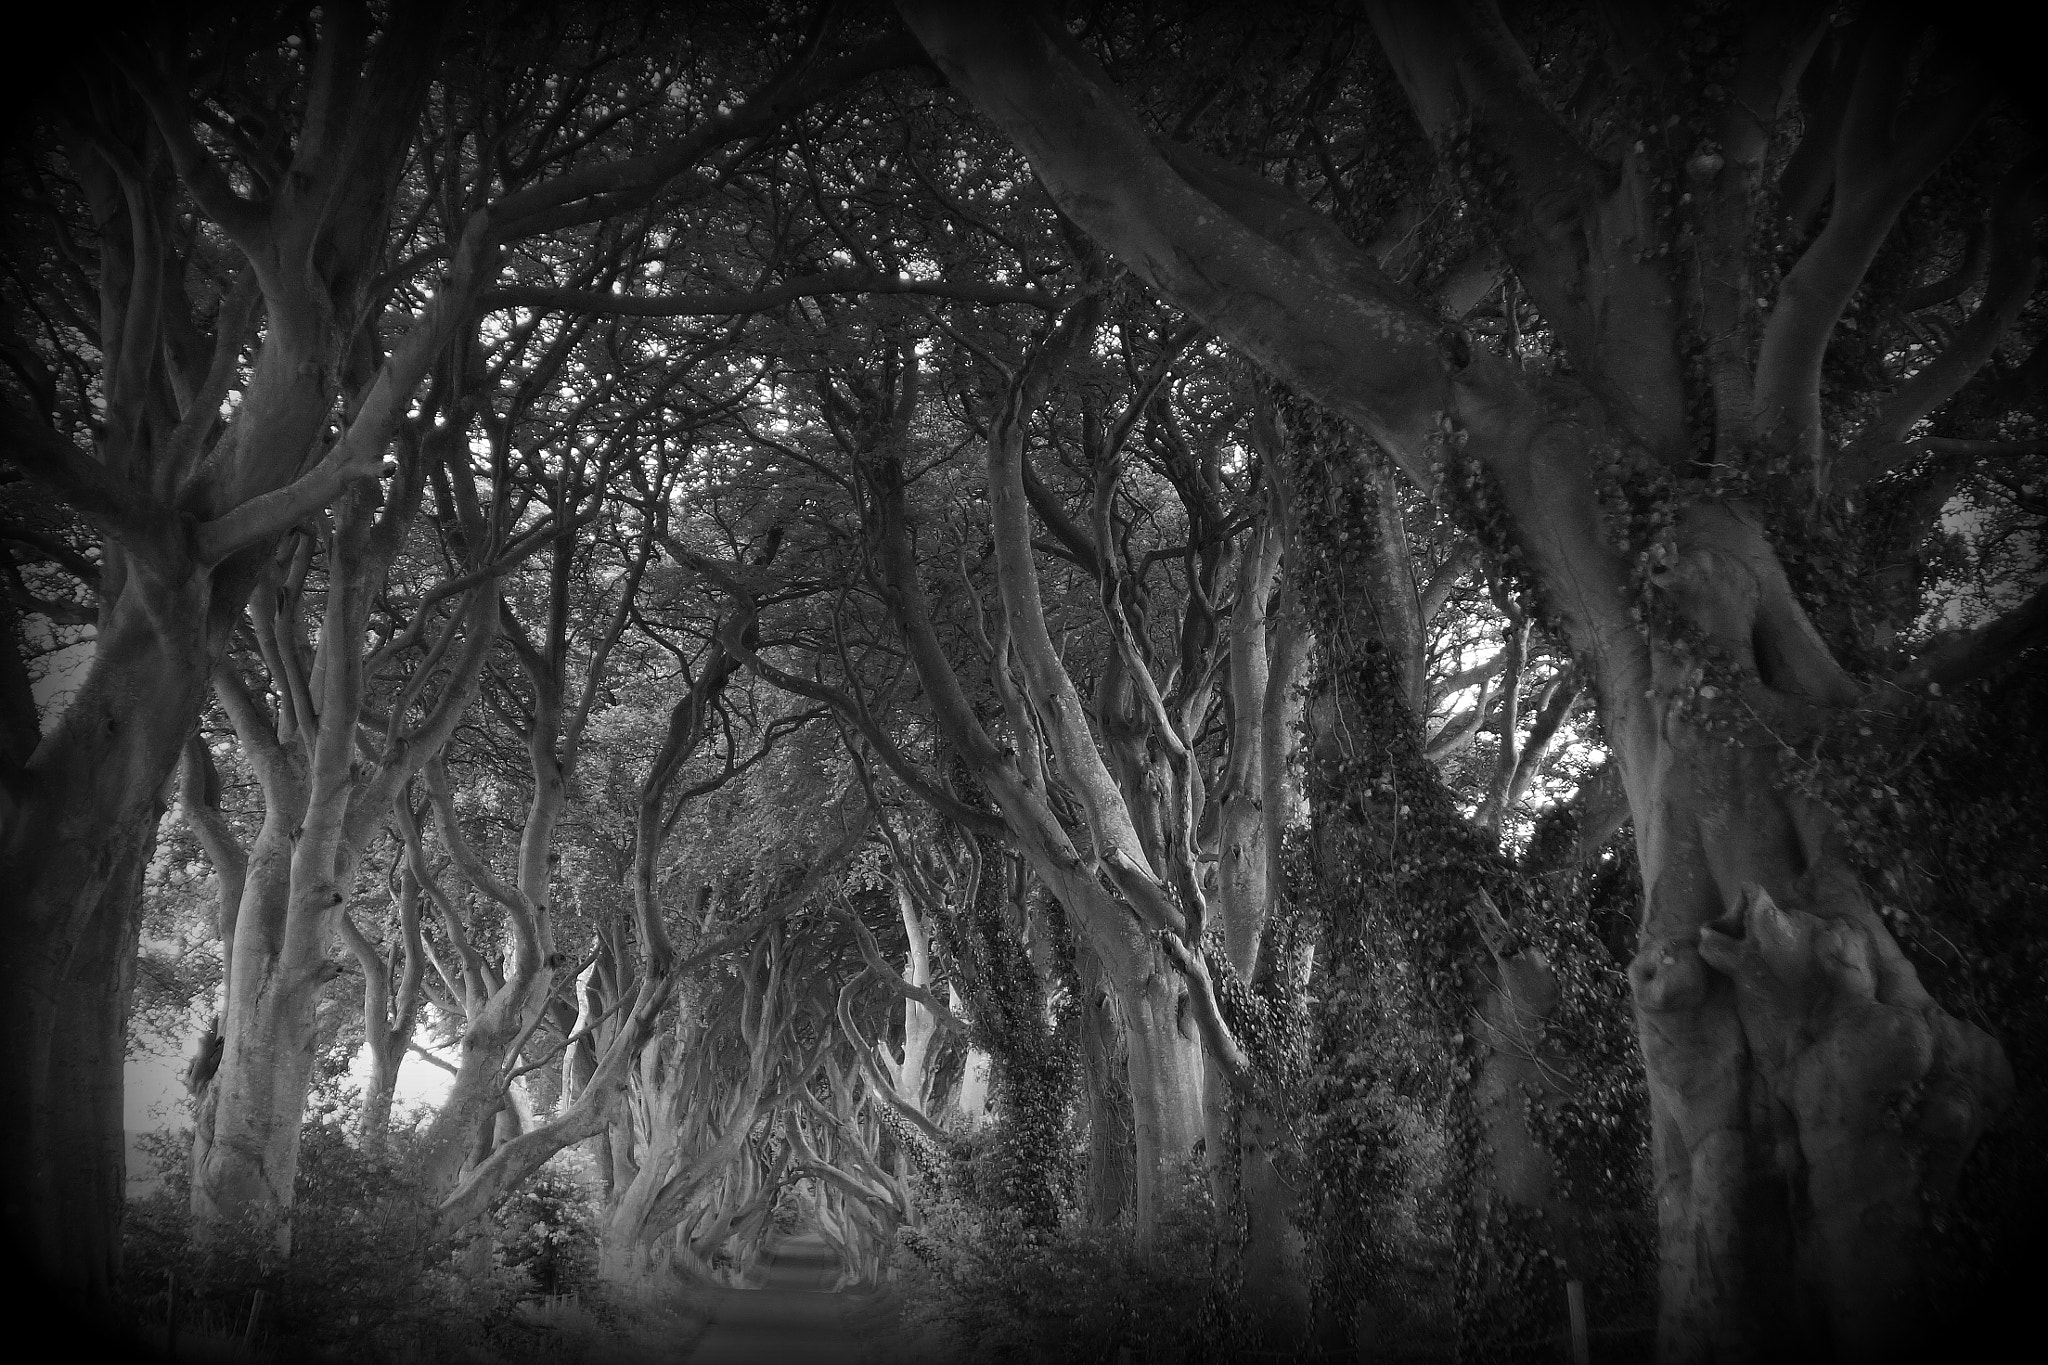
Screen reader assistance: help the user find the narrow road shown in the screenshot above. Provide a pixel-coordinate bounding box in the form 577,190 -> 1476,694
679,1233 -> 891,1365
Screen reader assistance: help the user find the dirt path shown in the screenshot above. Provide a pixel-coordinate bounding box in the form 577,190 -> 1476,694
677,1233 -> 895,1365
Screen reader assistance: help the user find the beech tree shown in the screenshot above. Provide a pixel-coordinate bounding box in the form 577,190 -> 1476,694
2,0 -> 923,1306
900,1 -> 2040,1358
338,848 -> 428,1154
185,400 -> 501,1245
0,1 -> 473,1303
7,4 -> 2041,1357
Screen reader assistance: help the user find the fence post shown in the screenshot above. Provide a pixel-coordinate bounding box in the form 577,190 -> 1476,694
1566,1279 -> 1590,1365
244,1287 -> 265,1351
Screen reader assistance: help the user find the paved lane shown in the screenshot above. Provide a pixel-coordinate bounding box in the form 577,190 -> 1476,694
680,1233 -> 884,1365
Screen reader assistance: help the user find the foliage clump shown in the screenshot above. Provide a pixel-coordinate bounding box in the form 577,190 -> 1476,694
1288,419 -> 1654,1360
123,1121 -> 615,1364
890,1160 -> 1262,1364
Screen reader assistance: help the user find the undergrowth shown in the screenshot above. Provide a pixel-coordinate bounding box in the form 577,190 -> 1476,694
889,1157 -> 1267,1365
122,1118 -> 617,1363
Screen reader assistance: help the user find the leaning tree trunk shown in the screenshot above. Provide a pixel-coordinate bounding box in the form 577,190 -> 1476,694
417,959 -> 558,1197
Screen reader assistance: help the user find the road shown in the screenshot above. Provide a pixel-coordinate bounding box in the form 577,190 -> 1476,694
678,1233 -> 893,1365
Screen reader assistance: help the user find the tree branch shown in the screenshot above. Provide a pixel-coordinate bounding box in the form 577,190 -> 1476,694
834,903 -> 968,1033
112,49 -> 271,251
0,404 -> 165,552
194,209 -> 496,564
489,32 -> 923,241
1155,931 -> 1255,1092
1837,154 -> 2047,487
1753,19 -> 1989,468
1893,580 -> 2048,692
486,271 -> 1057,318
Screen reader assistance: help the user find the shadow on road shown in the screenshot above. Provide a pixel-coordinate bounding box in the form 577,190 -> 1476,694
680,1233 -> 896,1365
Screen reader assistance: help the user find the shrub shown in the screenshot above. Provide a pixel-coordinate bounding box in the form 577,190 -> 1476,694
889,1159 -> 1258,1365
496,1159 -> 600,1299
122,1118 -> 618,1363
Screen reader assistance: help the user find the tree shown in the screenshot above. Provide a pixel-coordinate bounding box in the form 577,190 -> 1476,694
900,2 -> 2040,1357
3,1 -> 472,1301
338,850 -> 427,1153
2,0 -> 923,1304
187,375 -> 503,1246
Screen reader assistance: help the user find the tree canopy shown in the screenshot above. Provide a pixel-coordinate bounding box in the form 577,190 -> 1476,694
3,3 -> 2041,1362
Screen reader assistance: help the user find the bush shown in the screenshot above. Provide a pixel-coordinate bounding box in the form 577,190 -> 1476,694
496,1159 -> 600,1299
122,1118 -> 617,1364
889,1159 -> 1258,1365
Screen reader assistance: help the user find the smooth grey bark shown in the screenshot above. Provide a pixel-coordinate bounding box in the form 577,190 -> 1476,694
340,864 -> 427,1153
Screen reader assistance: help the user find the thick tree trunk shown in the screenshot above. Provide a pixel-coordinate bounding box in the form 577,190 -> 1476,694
598,1108 -> 678,1288
1119,954 -> 1206,1245
0,573 -> 206,1307
1624,728 -> 2012,1361
1074,945 -> 1136,1225
597,1228 -> 662,1289
1591,505 -> 2008,1360
417,964 -> 556,1196
0,803 -> 156,1303
1236,1104 -> 1309,1338
192,870 -> 346,1246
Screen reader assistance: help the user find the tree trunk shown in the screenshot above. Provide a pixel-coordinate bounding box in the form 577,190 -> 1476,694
0,570 -> 208,1307
195,561 -> 492,1238
1236,1103 -> 1310,1341
0,788 -> 156,1304
1120,953 -> 1206,1246
346,867 -> 424,1155
598,1112 -> 677,1288
1074,943 -> 1136,1225
358,1034 -> 400,1155
417,964 -> 556,1196
6,0 -> 480,1302
1623,717 -> 2012,1362
192,871 -> 346,1247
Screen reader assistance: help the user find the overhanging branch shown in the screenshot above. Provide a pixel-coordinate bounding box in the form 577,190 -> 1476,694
485,271 -> 1059,318
1893,581 -> 2048,692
